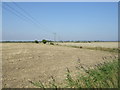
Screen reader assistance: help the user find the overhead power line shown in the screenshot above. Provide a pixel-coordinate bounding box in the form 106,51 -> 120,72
4,3 -> 41,27
4,2 -> 53,34
3,6 -> 29,22
10,1 -> 54,34
3,2 -> 61,41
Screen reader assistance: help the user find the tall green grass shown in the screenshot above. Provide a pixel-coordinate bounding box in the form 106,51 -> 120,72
29,59 -> 118,88
65,59 -> 118,88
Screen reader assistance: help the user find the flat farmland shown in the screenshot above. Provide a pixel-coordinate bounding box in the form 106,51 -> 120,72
2,43 -> 118,88
58,42 -> 118,48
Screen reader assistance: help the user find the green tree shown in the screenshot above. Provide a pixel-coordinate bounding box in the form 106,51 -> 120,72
42,39 -> 47,44
34,40 -> 39,43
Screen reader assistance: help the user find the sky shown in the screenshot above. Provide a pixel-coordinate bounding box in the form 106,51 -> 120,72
2,2 -> 118,41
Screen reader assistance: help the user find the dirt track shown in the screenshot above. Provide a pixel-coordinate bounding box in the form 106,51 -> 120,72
2,43 -> 118,88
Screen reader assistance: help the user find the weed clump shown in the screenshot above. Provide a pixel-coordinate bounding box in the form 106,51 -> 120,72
30,59 -> 118,88
50,42 -> 54,45
80,46 -> 82,48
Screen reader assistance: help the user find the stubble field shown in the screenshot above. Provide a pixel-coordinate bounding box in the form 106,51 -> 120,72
58,42 -> 118,48
2,42 -> 118,88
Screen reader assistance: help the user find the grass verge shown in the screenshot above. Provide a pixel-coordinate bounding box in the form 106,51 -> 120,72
54,43 -> 119,53
29,59 -> 118,88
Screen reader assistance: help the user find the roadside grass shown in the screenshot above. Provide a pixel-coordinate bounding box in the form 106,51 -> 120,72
29,59 -> 118,88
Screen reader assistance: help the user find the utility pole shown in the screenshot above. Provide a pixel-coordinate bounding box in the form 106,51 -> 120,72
53,33 -> 56,42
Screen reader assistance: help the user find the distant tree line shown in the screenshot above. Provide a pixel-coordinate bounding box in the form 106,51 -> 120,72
1,40 -> 118,43
34,39 -> 54,44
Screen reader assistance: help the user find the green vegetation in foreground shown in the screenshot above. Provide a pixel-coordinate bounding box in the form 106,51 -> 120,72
29,59 -> 118,88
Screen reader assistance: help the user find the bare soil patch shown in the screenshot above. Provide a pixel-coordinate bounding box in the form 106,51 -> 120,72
2,43 -> 118,88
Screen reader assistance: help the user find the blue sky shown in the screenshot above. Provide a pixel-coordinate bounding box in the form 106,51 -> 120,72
2,2 -> 118,41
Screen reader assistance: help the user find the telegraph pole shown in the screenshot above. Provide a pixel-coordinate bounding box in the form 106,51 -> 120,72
53,33 -> 56,42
